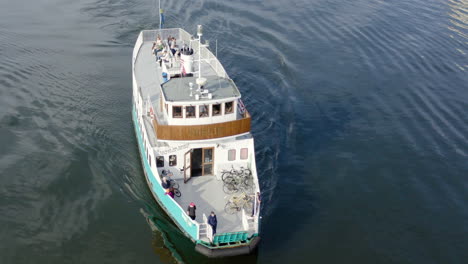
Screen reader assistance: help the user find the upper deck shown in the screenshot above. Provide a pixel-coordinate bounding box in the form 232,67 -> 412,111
133,29 -> 251,140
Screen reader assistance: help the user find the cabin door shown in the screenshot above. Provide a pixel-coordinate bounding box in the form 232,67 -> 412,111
201,147 -> 214,176
184,150 -> 192,183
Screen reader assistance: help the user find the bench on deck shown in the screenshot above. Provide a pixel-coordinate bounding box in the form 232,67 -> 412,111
213,231 -> 248,245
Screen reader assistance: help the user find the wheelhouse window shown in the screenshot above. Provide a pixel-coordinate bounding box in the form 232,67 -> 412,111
225,101 -> 234,114
186,106 -> 195,118
156,156 -> 164,167
213,103 -> 221,116
199,105 -> 209,117
240,148 -> 248,160
169,155 -> 177,166
173,106 -> 182,118
228,149 -> 236,161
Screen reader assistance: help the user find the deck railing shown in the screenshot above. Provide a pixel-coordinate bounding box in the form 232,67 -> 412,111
141,28 -> 228,78
134,104 -> 200,240
241,209 -> 249,231
203,213 -> 214,242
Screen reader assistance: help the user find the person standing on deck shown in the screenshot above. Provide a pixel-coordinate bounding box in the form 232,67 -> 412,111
208,211 -> 217,235
187,202 -> 196,220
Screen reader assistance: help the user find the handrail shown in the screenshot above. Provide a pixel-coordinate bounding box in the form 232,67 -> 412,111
241,209 -> 249,231
140,28 -> 228,78
203,213 -> 213,242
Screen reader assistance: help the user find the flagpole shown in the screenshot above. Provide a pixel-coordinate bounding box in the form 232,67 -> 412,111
159,0 -> 162,30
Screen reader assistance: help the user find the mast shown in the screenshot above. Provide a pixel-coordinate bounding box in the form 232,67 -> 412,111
159,0 -> 163,29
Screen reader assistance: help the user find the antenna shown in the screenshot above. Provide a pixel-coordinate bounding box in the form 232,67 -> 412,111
196,25 -> 207,92
197,25 -> 203,81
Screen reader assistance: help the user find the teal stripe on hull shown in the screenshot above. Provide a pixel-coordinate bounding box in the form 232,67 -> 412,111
132,105 -> 199,240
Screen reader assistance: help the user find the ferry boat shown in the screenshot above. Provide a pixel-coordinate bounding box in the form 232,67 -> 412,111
131,25 -> 261,257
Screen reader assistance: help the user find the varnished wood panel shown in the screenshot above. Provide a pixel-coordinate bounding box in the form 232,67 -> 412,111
153,113 -> 251,140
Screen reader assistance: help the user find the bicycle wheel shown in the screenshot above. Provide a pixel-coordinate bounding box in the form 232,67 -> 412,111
243,176 -> 253,188
223,182 -> 238,194
224,176 -> 239,186
242,197 -> 254,212
221,171 -> 232,182
170,180 -> 179,189
242,184 -> 254,194
224,202 -> 238,215
173,188 -> 181,197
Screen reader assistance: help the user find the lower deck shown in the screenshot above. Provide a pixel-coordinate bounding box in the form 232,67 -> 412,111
162,166 -> 257,237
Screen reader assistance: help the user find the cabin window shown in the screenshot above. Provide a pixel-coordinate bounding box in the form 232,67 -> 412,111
169,155 -> 177,166
199,105 -> 209,117
173,106 -> 182,118
213,103 -> 221,116
225,101 -> 234,114
156,156 -> 164,167
149,154 -> 152,166
165,103 -> 168,114
240,148 -> 248,160
228,149 -> 236,161
186,106 -> 196,118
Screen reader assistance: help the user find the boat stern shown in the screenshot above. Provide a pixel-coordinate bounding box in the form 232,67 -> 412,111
195,233 -> 260,258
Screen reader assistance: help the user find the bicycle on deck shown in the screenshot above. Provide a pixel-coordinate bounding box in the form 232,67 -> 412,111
162,170 -> 181,197
224,192 -> 253,214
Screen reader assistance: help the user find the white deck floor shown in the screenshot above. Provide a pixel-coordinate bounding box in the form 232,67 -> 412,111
172,175 -> 245,234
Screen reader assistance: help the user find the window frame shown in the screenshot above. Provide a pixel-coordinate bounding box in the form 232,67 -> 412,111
186,106 -> 196,118
240,148 -> 248,160
199,105 -> 209,118
228,149 -> 236,161
212,103 -> 222,116
169,155 -> 177,167
225,101 -> 234,114
156,156 -> 164,167
172,106 -> 182,118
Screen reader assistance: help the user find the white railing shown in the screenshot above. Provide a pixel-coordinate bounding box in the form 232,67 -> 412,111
141,28 -> 228,78
203,213 -> 214,242
190,33 -> 228,78
142,29 -> 181,42
241,209 -> 249,231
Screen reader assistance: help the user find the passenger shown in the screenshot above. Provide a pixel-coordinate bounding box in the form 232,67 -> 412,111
156,35 -> 162,47
165,188 -> 174,198
208,211 -> 218,235
170,37 -> 177,55
159,48 -> 170,62
167,35 -> 172,47
187,202 -> 197,220
152,35 -> 163,55
161,176 -> 171,191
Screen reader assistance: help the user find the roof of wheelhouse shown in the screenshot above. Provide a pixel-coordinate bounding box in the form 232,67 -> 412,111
161,75 -> 241,102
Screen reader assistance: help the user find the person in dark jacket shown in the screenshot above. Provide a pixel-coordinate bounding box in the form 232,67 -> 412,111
187,202 -> 196,220
161,177 -> 171,190
208,211 -> 217,235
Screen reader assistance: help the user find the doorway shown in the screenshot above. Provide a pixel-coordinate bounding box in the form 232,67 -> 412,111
191,147 -> 214,176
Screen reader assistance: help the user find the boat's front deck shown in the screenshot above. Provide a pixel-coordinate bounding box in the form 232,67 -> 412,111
135,41 -> 222,125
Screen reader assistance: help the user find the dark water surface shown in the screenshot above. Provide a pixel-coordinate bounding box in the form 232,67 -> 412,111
0,0 -> 467,263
